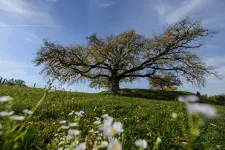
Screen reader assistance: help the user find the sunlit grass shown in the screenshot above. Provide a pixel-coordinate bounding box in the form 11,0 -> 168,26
0,86 -> 225,149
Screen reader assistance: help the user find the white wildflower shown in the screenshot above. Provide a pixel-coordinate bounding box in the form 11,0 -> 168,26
69,122 -> 78,127
22,109 -> 33,115
57,148 -> 63,150
8,111 -> 14,115
186,103 -> 216,118
0,111 -> 8,117
95,117 -> 100,120
105,122 -> 123,137
107,139 -> 122,150
100,141 -> 108,148
68,129 -> 80,136
68,110 -> 74,116
9,115 -> 25,121
60,125 -> 70,129
103,116 -> 123,137
156,137 -> 162,144
93,120 -> 101,125
66,135 -> 74,140
0,96 -> 12,102
58,141 -> 64,146
112,122 -> 123,133
135,139 -> 148,149
94,130 -> 99,134
71,140 -> 79,147
178,95 -> 199,103
0,111 -> 14,116
75,110 -> 84,116
103,116 -> 113,128
59,120 -> 67,124
102,114 -> 109,118
89,129 -> 95,133
75,143 -> 86,150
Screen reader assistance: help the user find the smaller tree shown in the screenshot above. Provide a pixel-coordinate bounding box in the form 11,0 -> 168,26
8,78 -> 26,87
148,74 -> 182,90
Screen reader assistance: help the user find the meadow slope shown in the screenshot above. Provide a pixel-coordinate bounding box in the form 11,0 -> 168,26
0,86 -> 225,149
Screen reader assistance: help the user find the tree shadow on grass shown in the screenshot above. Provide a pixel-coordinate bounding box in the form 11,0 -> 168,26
120,88 -> 192,101
99,88 -> 224,106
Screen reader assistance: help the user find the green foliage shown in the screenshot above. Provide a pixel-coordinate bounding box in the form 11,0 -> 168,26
8,79 -> 25,85
148,74 -> 182,90
0,86 -> 225,149
0,89 -> 47,149
0,77 -> 27,87
209,94 -> 225,105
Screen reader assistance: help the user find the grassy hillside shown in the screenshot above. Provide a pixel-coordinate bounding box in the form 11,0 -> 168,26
0,86 -> 225,149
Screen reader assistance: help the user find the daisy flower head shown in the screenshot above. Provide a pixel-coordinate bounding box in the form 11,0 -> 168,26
102,116 -> 123,137
60,125 -> 69,129
135,139 -> 148,149
75,143 -> 86,150
93,120 -> 101,125
156,137 -> 162,144
9,115 -> 25,121
68,129 -> 80,136
68,110 -> 74,116
75,110 -> 84,116
100,141 -> 108,148
178,95 -> 199,103
22,109 -> 33,115
69,122 -> 78,127
0,96 -> 12,102
89,129 -> 95,133
186,103 -> 216,118
107,139 -> 122,150
102,114 -> 109,118
0,111 -> 14,116
59,120 -> 66,124
103,116 -> 113,128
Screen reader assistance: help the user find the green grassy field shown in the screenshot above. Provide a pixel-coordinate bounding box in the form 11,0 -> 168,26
0,86 -> 225,149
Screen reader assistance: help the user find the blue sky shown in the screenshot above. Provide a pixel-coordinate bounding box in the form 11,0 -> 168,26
0,0 -> 225,95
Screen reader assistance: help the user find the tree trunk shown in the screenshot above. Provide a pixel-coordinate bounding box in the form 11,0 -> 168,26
111,78 -> 120,95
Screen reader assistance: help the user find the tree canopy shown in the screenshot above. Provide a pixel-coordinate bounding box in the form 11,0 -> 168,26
33,17 -> 217,95
148,74 -> 182,90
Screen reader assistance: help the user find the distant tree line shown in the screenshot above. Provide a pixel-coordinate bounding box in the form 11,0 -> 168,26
0,77 -> 28,87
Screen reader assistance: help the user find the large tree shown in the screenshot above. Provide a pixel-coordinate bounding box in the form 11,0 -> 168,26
33,17 -> 217,95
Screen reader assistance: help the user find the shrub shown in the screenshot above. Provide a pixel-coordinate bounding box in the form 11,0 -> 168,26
209,94 -> 225,104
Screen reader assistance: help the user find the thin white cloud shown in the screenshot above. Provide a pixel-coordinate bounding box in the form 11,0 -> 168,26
97,0 -> 114,8
202,16 -> 225,28
0,24 -> 63,28
155,0 -> 207,24
206,57 -> 225,67
45,0 -> 59,2
25,33 -> 41,44
0,0 -> 54,24
98,3 -> 114,7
